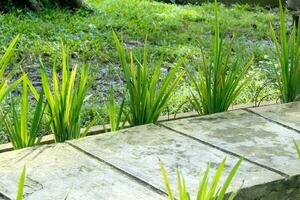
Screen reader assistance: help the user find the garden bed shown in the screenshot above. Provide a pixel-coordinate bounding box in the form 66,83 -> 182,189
0,1 -> 299,199
0,0 -> 285,145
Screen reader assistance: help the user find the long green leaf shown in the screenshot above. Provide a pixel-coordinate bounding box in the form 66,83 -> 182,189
17,166 -> 26,200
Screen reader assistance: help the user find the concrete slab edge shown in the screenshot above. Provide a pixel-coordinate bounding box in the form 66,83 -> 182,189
158,123 -> 289,178
65,142 -> 168,198
243,108 -> 300,134
0,101 -> 279,154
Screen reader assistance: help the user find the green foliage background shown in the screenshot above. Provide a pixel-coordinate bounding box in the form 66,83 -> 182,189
0,0 -> 287,143
156,0 -> 280,7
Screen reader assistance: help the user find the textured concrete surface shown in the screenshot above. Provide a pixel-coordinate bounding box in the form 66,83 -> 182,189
248,102 -> 300,131
0,103 -> 300,199
0,144 -> 165,200
162,109 -> 300,176
69,124 -> 283,198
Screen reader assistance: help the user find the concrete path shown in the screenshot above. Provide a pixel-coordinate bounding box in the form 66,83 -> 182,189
1,103 -> 300,199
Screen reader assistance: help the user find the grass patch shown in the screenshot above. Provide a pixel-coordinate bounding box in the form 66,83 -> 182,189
189,2 -> 252,115
0,0 -> 288,143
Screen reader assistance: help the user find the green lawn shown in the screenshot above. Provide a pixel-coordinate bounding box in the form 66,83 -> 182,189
0,0 -> 284,143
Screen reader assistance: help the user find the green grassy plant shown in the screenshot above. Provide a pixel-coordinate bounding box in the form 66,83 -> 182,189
0,35 -> 24,104
108,86 -> 126,132
189,1 -> 252,115
17,166 -> 26,200
270,1 -> 300,103
294,140 -> 300,159
113,31 -> 185,126
40,48 -> 92,142
160,157 -> 243,200
1,78 -> 45,149
0,1 -> 281,133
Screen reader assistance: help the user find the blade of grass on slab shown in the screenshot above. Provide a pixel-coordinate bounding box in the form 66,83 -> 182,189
217,157 -> 243,200
294,140 -> 300,159
17,166 -> 26,200
159,160 -> 175,200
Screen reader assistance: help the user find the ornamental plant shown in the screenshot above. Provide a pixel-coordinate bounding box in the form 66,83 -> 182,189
270,1 -> 300,103
1,77 -> 45,149
160,157 -> 243,200
0,35 -> 24,105
40,48 -> 92,142
188,1 -> 252,115
113,31 -> 185,126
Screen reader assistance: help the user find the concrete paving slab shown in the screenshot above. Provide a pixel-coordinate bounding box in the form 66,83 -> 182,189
162,109 -> 300,176
248,102 -> 300,131
0,143 -> 165,200
2,103 -> 300,200
69,124 -> 283,199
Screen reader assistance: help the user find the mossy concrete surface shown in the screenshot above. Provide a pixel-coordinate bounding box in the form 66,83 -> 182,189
0,144 -> 164,200
1,103 -> 300,199
68,124 -> 282,198
248,102 -> 300,131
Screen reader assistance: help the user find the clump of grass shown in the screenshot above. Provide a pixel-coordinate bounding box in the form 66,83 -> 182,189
0,35 -> 24,104
108,86 -> 126,132
1,78 -> 45,149
160,157 -> 243,200
270,1 -> 300,103
40,48 -> 92,142
113,31 -> 185,126
189,1 -> 252,115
